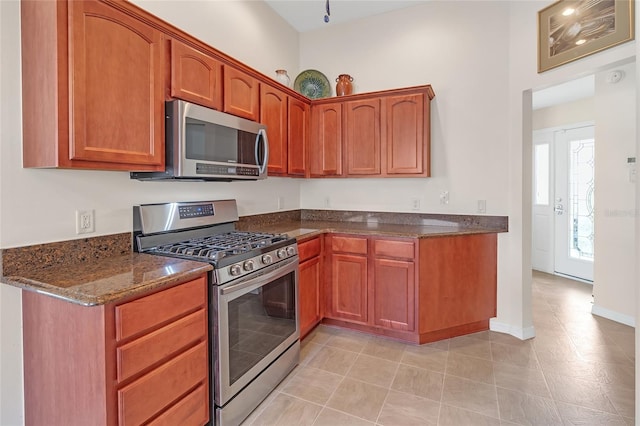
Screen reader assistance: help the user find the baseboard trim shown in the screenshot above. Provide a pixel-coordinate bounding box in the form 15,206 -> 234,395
591,304 -> 636,327
489,319 -> 536,340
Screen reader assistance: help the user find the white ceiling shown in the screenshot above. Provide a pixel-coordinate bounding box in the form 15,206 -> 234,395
264,0 -> 431,33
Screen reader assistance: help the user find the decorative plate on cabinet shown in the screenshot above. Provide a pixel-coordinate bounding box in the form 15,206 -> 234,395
293,70 -> 331,99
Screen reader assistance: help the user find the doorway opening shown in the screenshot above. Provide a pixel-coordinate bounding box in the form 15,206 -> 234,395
533,124 -> 595,282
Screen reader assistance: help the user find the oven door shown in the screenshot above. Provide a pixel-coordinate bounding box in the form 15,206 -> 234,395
214,256 -> 299,407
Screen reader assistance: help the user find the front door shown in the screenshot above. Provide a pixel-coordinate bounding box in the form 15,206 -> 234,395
553,125 -> 595,281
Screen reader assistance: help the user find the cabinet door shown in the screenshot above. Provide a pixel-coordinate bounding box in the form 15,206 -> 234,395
345,98 -> 381,175
288,98 -> 310,177
170,39 -> 222,110
328,253 -> 368,323
310,103 -> 343,177
224,66 -> 259,121
261,84 -> 288,175
69,1 -> 164,168
384,93 -> 427,175
372,258 -> 415,331
299,256 -> 322,338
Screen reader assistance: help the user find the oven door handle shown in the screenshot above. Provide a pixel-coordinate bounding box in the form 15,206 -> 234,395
221,256 -> 298,296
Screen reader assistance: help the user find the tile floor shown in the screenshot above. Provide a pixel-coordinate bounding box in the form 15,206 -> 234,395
242,271 -> 635,425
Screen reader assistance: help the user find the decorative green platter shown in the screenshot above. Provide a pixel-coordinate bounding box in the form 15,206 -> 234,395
293,69 -> 331,99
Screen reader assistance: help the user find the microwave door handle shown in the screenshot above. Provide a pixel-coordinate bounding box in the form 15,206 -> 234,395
256,128 -> 269,174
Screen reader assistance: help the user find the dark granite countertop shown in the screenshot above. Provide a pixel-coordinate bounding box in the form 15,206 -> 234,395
0,210 -> 507,307
1,253 -> 212,306
243,220 -> 506,241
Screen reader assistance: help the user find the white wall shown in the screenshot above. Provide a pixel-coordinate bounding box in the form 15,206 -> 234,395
0,2 -> 301,424
532,97 -> 595,130
593,62 -> 637,326
299,2 -> 510,215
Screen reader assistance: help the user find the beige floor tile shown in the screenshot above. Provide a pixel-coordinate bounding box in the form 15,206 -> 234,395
604,387 -> 635,419
556,401 -> 627,425
441,375 -> 499,419
304,325 -> 334,345
493,361 -> 551,399
496,387 -> 561,425
325,378 -> 388,422
390,363 -> 444,401
446,352 -> 494,384
448,335 -> 493,360
376,390 -> 439,425
250,393 -> 322,426
241,389 -> 281,425
300,341 -> 324,366
545,372 -> 618,414
537,357 -> 600,382
577,343 -> 635,366
437,403 -> 501,426
491,341 -> 540,369
280,366 -> 343,405
361,335 -> 406,361
401,344 -> 449,373
312,407 -> 375,426
593,362 -> 635,392
306,345 -> 359,376
347,353 -> 399,387
325,331 -> 371,353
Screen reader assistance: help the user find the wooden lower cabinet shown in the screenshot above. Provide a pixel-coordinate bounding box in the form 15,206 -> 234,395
324,235 -> 415,334
298,236 -> 323,338
312,233 -> 497,345
22,275 -> 209,426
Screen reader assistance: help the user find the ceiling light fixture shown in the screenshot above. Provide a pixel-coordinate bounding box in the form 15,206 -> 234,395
575,39 -> 586,45
562,7 -> 575,16
324,0 -> 330,23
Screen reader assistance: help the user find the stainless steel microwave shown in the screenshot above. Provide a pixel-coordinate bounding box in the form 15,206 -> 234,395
131,100 -> 268,181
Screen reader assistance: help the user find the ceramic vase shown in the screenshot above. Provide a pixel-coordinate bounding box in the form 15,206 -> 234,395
275,69 -> 290,87
335,74 -> 354,96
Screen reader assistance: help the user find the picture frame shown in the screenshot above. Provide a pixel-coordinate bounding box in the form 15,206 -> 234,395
537,0 -> 635,73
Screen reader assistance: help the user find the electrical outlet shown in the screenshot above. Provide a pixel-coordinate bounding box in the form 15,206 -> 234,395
411,198 -> 421,211
477,199 -> 486,213
324,197 -> 330,208
76,210 -> 95,234
439,191 -> 449,205
277,196 -> 284,210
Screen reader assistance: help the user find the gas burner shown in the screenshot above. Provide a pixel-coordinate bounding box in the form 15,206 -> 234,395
150,231 -> 290,264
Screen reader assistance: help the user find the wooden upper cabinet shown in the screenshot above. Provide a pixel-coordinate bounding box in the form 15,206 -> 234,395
21,0 -> 165,171
224,66 -> 259,121
345,98 -> 381,175
384,93 -> 428,176
261,84 -> 288,176
310,103 -> 343,177
170,39 -> 222,110
288,98 -> 310,177
68,1 -> 164,168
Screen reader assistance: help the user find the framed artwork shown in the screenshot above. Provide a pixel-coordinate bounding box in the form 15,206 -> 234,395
538,0 -> 634,73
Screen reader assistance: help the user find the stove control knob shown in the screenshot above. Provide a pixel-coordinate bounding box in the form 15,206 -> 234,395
261,254 -> 273,265
286,246 -> 296,256
277,248 -> 287,259
230,264 -> 242,276
243,260 -> 255,271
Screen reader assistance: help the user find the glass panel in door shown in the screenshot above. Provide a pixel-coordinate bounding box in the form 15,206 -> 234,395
554,125 -> 595,281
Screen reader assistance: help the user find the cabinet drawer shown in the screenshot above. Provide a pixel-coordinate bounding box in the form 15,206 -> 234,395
148,383 -> 209,426
331,235 -> 368,255
117,309 -> 207,383
118,341 -> 208,426
298,237 -> 321,262
374,239 -> 415,260
115,276 -> 206,341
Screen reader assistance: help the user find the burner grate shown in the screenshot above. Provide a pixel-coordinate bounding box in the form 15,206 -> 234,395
150,231 -> 289,262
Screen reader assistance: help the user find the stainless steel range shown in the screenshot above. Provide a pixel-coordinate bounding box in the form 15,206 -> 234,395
133,200 -> 299,426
